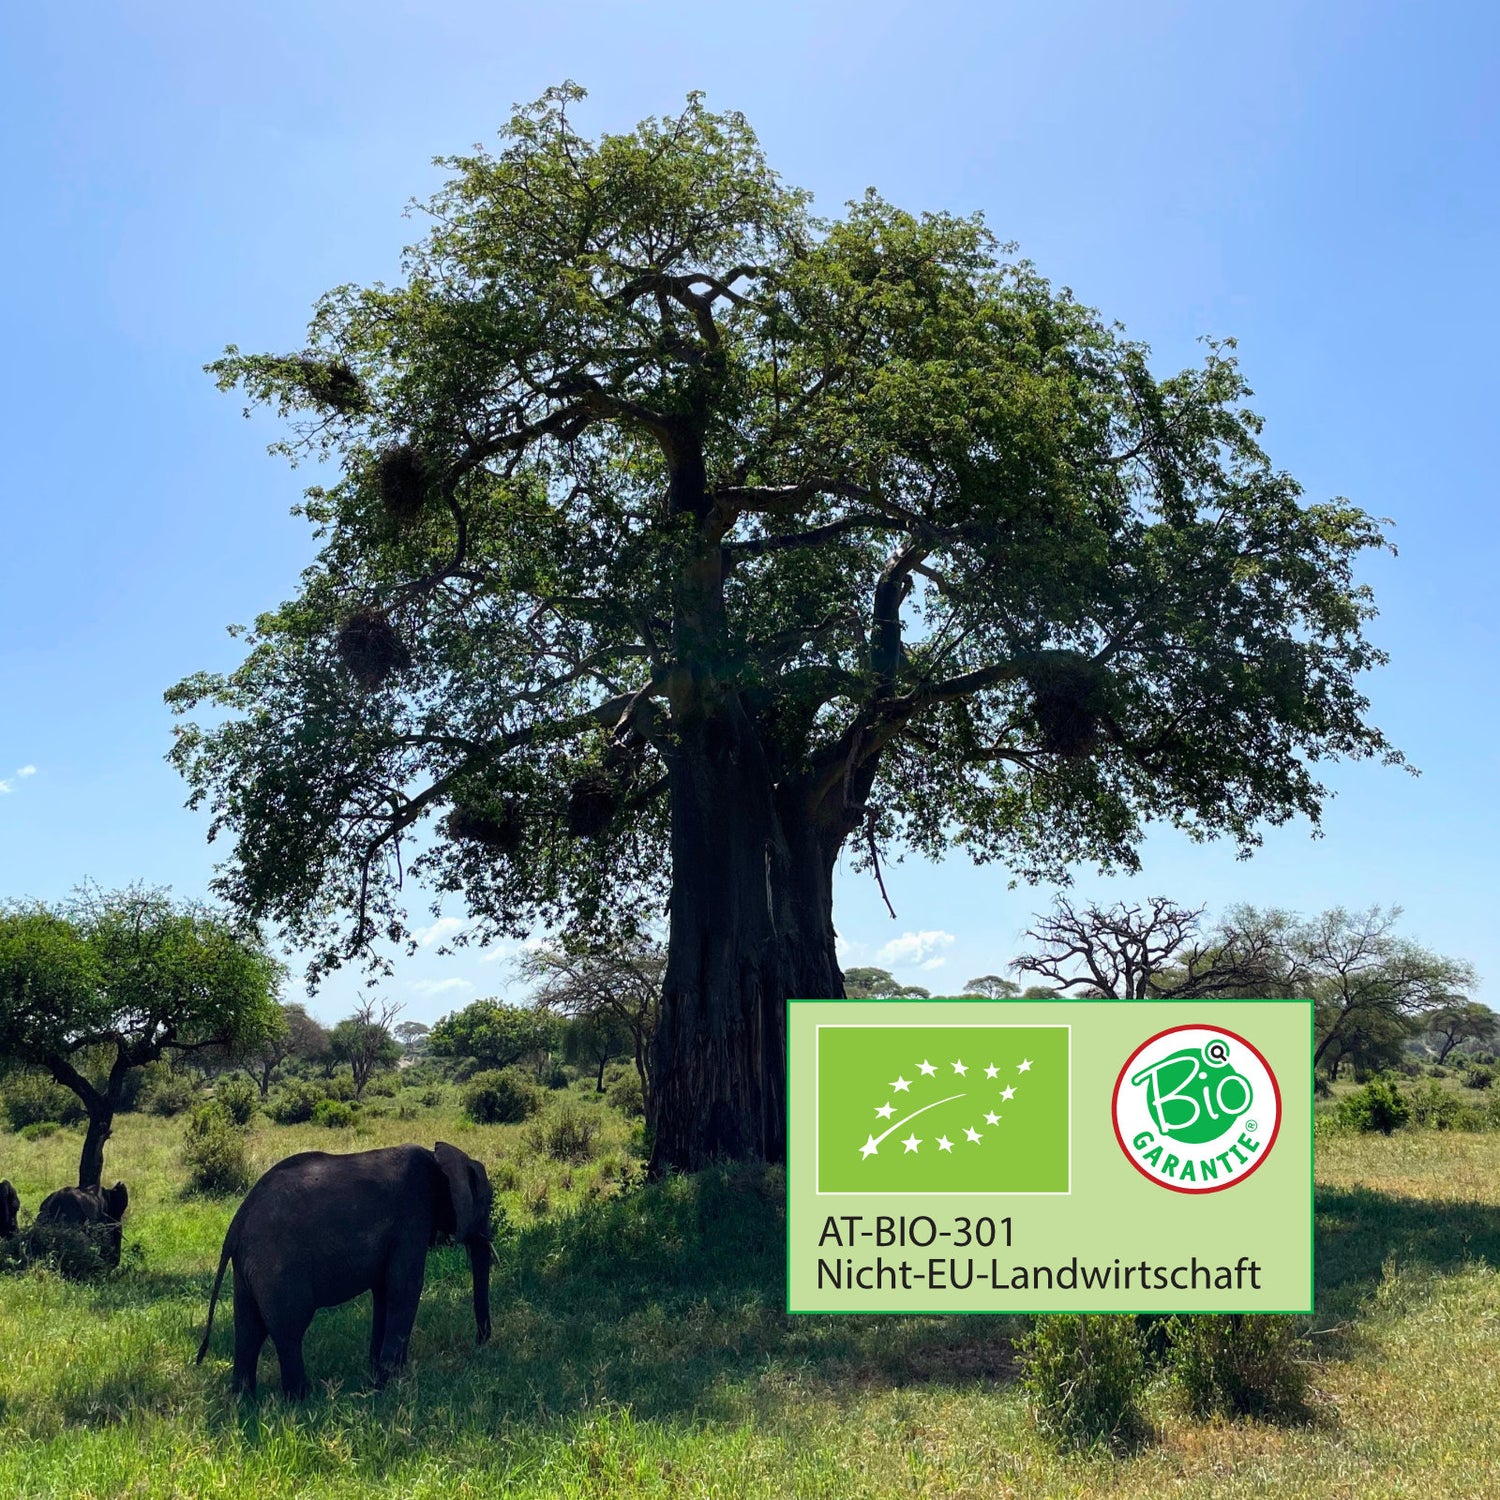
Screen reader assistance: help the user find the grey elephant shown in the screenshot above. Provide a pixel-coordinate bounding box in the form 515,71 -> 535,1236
36,1181 -> 129,1266
1,1179 -> 19,1238
197,1142 -> 494,1399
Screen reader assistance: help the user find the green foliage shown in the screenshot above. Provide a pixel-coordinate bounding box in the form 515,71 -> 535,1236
1017,1314 -> 1151,1451
265,1078 -> 327,1124
1336,1077 -> 1411,1134
1,1072 -> 86,1130
843,967 -> 930,999
311,1099 -> 355,1129
142,1071 -> 197,1117
18,1121 -> 60,1141
430,1001 -> 559,1073
214,1076 -> 259,1126
0,1221 -> 114,1280
606,1070 -> 646,1118
181,1103 -> 252,1196
1167,1315 -> 1312,1422
1460,1064 -> 1494,1090
1405,1080 -> 1486,1131
524,1103 -> 600,1163
461,1067 -> 542,1125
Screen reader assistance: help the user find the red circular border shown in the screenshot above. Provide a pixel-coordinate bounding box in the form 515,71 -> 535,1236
1110,1024 -> 1283,1195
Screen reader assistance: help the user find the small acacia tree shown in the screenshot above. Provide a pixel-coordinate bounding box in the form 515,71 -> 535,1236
167,86 -> 1401,1172
521,941 -> 664,1109
428,998 -> 558,1073
328,998 -> 403,1097
236,1001 -> 330,1096
1425,1000 -> 1497,1063
0,886 -> 282,1186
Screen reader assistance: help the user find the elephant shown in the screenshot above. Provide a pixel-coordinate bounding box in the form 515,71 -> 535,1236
196,1141 -> 494,1399
1,1180 -> 19,1238
36,1181 -> 129,1266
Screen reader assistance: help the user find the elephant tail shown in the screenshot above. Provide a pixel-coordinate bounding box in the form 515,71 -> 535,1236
195,1232 -> 234,1365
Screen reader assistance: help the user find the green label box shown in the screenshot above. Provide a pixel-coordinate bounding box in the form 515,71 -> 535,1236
787,999 -> 1312,1314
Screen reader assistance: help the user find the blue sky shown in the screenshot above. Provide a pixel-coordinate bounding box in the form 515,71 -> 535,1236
1,1 -> 1496,1023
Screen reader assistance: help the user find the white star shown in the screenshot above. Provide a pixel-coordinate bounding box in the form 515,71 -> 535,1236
1018,1058 -> 1033,1073
860,1135 -> 880,1159
965,1127 -> 982,1143
875,1102 -> 895,1119
985,1111 -> 1001,1126
902,1133 -> 921,1153
984,1064 -> 999,1079
892,1075 -> 911,1092
951,1059 -> 968,1076
1000,1085 -> 1016,1101
937,1135 -> 954,1152
917,1059 -> 937,1076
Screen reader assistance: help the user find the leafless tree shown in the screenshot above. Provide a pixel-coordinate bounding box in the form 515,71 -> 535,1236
329,998 -> 404,1098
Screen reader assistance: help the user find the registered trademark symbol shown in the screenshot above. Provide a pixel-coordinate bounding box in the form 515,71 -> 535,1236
1245,1120 -> 1258,1132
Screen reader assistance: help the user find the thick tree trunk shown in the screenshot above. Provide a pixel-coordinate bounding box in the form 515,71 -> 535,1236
78,1107 -> 115,1190
649,711 -> 845,1173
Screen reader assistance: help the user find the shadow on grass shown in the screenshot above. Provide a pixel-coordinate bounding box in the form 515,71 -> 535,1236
1315,1183 -> 1500,1328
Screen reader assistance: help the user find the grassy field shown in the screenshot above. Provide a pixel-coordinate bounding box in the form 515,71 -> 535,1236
2,1091 -> 1498,1499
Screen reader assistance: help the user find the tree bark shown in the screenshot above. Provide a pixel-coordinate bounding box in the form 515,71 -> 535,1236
648,710 -> 845,1173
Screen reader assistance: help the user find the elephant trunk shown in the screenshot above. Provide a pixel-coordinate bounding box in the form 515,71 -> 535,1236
466,1237 -> 492,1345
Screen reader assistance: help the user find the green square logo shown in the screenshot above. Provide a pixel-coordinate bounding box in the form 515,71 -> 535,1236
815,1024 -> 1070,1194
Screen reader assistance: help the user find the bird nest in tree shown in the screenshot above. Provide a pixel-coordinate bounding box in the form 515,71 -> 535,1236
376,443 -> 431,523
336,609 -> 412,690
445,800 -> 524,853
295,357 -> 367,415
1024,653 -> 1107,758
565,769 -> 622,838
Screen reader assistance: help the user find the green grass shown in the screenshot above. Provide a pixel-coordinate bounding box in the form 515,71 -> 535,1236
2,1098 -> 1499,1497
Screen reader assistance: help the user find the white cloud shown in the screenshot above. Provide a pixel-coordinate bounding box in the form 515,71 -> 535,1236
412,916 -> 466,948
478,944 -> 514,964
16,766 -> 35,778
1,766 -> 36,794
835,931 -> 859,960
876,930 -> 957,968
919,957 -> 948,972
407,977 -> 474,998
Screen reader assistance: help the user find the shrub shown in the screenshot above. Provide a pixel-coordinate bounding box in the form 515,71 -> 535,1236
1167,1314 -> 1311,1422
2,1073 -> 85,1131
396,1100 -> 419,1121
266,1079 -> 326,1124
491,1159 -> 521,1193
462,1069 -> 542,1125
1461,1064 -> 1495,1091
364,1075 -> 399,1098
606,1071 -> 646,1118
322,1072 -> 358,1102
0,1222 -> 113,1280
182,1103 -> 252,1196
215,1077 -> 259,1126
142,1072 -> 197,1117
1335,1077 -> 1410,1134
544,1063 -> 570,1090
311,1099 -> 355,1129
1312,1074 -> 1333,1100
524,1103 -> 600,1163
1407,1079 -> 1485,1131
1426,1063 -> 1449,1078
18,1121 -> 60,1141
1018,1314 -> 1151,1451
419,1087 -> 444,1109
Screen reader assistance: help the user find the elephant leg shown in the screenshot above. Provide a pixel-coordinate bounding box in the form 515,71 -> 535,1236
368,1284 -> 388,1377
374,1241 -> 427,1385
270,1314 -> 313,1401
230,1267 -> 267,1397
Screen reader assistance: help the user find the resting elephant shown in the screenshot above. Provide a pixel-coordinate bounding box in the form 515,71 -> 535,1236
197,1142 -> 494,1398
36,1182 -> 129,1266
1,1180 -> 19,1238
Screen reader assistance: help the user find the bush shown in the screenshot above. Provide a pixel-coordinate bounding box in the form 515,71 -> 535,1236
364,1075 -> 399,1098
1407,1079 -> 1486,1131
1167,1315 -> 1311,1422
142,1071 -> 197,1117
18,1121 -> 60,1141
1312,1074 -> 1333,1099
1018,1314 -> 1151,1451
1461,1064 -> 1495,1090
606,1070 -> 646,1118
215,1077 -> 259,1126
462,1069 -> 542,1125
311,1099 -> 356,1129
182,1103 -> 252,1196
420,1087 -> 444,1109
322,1072 -> 358,1102
0,1222 -> 114,1280
1335,1077 -> 1410,1134
2,1073 -> 85,1131
1426,1063 -> 1449,1078
544,1063 -> 570,1090
266,1079 -> 327,1124
524,1103 -> 600,1163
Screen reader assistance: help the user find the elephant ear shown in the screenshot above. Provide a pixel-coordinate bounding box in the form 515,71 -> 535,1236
105,1182 -> 128,1222
435,1143 -> 481,1239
